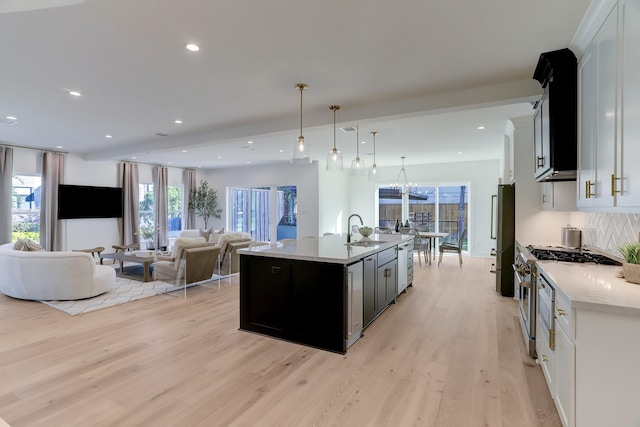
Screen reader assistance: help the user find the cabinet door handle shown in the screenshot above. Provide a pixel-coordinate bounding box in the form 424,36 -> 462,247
549,328 -> 555,350
611,174 -> 621,196
537,156 -> 545,168
555,307 -> 566,317
585,180 -> 595,198
542,194 -> 547,204
540,354 -> 548,363
490,194 -> 497,240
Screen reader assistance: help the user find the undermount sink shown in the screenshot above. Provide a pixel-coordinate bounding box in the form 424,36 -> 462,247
346,240 -> 387,247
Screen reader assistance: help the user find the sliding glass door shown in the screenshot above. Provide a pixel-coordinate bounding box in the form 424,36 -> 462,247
229,185 -> 297,241
377,183 -> 468,250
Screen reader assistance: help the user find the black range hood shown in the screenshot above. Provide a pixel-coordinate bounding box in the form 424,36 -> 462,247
532,48 -> 578,182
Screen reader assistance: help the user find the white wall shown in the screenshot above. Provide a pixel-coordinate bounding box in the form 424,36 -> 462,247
348,159 -> 501,258
64,154 -> 121,251
510,116 -> 571,245
204,162 -> 320,239
318,163 -> 350,235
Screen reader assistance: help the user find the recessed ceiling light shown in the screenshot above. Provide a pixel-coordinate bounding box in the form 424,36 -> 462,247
477,126 -> 485,130
6,116 -> 17,121
279,149 -> 284,153
174,120 -> 182,124
217,156 -> 222,159
360,140 -> 366,144
181,150 -> 187,153
246,161 -> 251,164
105,134 -> 112,139
131,156 -> 136,159
167,161 -> 172,164
458,151 -> 463,154
248,140 -> 253,144
186,43 -> 200,52
69,91 -> 82,97
55,145 -> 63,149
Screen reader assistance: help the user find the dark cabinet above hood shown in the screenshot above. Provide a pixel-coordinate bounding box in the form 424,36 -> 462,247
532,48 -> 578,182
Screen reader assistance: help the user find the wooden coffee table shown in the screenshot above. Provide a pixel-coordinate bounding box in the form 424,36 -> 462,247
100,252 -> 156,282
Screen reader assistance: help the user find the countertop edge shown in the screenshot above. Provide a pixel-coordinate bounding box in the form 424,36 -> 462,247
238,234 -> 413,265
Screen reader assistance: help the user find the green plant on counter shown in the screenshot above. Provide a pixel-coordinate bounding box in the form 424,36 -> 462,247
618,242 -> 640,264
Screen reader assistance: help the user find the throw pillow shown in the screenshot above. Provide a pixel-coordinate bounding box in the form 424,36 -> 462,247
209,228 -> 225,244
199,227 -> 214,241
13,238 -> 44,251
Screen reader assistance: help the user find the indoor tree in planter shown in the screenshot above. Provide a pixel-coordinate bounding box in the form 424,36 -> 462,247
618,242 -> 640,284
188,180 -> 222,229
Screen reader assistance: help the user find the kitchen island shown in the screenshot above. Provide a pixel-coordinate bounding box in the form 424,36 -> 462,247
238,233 -> 413,353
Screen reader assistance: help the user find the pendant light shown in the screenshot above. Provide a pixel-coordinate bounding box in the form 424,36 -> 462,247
350,125 -> 366,177
368,131 -> 378,180
290,83 -> 312,165
391,156 -> 416,195
326,105 -> 344,171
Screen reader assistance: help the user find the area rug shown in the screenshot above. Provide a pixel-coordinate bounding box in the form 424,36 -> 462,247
40,276 -> 185,316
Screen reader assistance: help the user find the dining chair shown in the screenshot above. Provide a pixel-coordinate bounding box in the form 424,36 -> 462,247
399,227 -> 428,266
438,228 -> 467,266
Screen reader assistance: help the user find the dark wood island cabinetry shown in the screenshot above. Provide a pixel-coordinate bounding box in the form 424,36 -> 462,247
238,233 -> 412,353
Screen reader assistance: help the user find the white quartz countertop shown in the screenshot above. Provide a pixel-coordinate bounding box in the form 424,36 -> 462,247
536,261 -> 640,317
238,233 -> 413,264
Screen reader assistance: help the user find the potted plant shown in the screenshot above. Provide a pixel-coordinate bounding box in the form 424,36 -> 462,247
188,180 -> 222,229
618,242 -> 640,284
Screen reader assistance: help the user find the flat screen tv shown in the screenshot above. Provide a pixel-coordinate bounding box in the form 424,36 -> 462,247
58,184 -> 123,219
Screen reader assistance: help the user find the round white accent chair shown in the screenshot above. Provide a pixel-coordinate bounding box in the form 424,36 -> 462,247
0,242 -> 115,300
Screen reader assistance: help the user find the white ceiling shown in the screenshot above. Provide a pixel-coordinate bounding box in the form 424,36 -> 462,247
0,0 -> 592,169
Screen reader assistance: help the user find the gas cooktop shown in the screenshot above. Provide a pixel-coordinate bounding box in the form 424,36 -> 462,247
526,245 -> 621,266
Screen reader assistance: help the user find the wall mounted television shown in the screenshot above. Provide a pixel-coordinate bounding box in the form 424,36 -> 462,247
58,184 -> 123,219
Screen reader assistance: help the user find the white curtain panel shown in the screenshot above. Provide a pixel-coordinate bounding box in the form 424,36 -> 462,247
153,165 -> 168,248
183,168 -> 196,229
0,146 -> 13,244
119,162 -> 140,246
40,151 -> 65,251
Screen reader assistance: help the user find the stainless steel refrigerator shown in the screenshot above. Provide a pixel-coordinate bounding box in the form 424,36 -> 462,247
493,184 -> 515,297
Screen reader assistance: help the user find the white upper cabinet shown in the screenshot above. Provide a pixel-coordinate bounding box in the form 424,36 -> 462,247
616,0 -> 640,208
578,0 -> 640,212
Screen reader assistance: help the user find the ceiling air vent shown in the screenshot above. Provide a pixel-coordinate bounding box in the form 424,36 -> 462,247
340,126 -> 357,133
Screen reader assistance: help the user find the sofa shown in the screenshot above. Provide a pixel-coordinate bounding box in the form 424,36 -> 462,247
0,242 -> 115,300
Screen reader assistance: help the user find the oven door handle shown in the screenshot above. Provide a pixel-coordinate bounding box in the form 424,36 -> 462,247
513,269 -> 531,288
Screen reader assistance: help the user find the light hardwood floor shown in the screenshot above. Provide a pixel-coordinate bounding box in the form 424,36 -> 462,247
0,256 -> 560,426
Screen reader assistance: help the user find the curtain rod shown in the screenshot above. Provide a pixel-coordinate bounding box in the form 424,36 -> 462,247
0,142 -> 68,154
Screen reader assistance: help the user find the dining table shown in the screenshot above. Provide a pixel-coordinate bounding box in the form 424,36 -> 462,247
417,231 -> 449,264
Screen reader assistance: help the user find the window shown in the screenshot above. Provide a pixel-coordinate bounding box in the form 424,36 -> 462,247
377,183 -> 468,250
168,185 -> 183,238
11,174 -> 41,242
139,183 -> 154,242
229,185 -> 297,241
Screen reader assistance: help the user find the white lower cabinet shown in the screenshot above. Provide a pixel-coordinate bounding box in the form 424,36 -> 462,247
554,319 -> 574,427
536,291 -> 575,427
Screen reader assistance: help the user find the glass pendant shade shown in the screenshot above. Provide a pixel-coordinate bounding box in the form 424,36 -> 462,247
290,83 -> 312,165
350,125 -> 366,177
326,105 -> 344,171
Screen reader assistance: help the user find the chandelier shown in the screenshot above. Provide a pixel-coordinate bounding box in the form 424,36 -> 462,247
391,156 -> 416,195
290,83 -> 311,165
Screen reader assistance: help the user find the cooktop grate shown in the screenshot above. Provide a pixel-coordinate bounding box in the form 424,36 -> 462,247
526,246 -> 621,266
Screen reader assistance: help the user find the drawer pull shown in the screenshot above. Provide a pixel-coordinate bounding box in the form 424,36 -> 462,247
555,307 -> 566,317
540,354 -> 548,363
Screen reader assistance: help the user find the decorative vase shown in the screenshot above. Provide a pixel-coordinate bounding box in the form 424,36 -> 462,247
622,263 -> 640,285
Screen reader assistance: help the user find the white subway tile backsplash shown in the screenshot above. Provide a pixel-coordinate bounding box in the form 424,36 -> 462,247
569,212 -> 640,256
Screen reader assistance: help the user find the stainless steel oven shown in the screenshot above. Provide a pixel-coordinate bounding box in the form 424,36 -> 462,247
537,272 -> 555,350
514,241 -> 537,357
